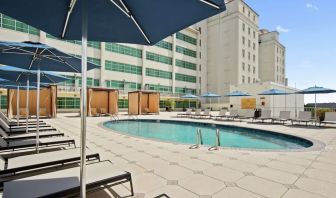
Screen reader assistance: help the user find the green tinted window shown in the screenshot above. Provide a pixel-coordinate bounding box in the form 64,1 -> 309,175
105,80 -> 141,90
105,60 -> 142,75
175,73 -> 196,83
176,32 -> 197,45
176,45 -> 197,58
146,52 -> 172,65
175,59 -> 197,70
147,84 -> 172,93
145,68 -> 172,79
175,87 -> 196,94
57,97 -> 80,109
105,43 -> 142,58
0,95 -> 7,109
154,40 -> 173,51
118,99 -> 129,108
1,14 -> 39,35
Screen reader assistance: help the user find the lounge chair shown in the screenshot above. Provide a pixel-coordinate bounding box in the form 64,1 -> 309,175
211,109 -> 227,120
0,137 -> 76,152
177,108 -> 192,118
3,160 -> 134,198
272,111 -> 291,124
99,108 -> 109,116
0,148 -> 99,177
0,128 -> 64,141
0,111 -> 46,127
320,112 -> 336,126
226,110 -> 239,120
190,109 -> 202,118
239,109 -> 255,120
0,118 -> 56,134
199,109 -> 211,119
252,110 -> 272,123
291,111 -> 313,126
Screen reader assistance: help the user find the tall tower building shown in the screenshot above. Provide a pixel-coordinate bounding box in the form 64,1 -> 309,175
259,29 -> 287,85
206,0 -> 259,103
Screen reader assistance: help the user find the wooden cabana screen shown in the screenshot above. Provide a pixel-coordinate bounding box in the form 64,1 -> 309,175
87,88 -> 118,116
7,85 -> 57,118
128,91 -> 160,115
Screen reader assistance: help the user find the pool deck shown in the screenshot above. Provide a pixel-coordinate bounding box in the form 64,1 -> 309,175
46,112 -> 336,198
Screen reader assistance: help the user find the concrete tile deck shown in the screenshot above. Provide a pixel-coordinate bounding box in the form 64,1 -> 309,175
45,112 -> 336,198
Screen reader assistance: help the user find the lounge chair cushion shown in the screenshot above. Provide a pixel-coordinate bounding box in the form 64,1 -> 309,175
6,137 -> 74,147
3,161 -> 130,198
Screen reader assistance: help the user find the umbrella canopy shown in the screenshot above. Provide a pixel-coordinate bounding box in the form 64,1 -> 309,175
296,86 -> 336,94
0,66 -> 69,84
181,93 -> 198,99
0,41 -> 99,72
201,92 -> 221,97
296,86 -> 336,123
224,91 -> 251,97
0,1 -> 227,196
258,88 -> 288,96
0,0 -> 225,44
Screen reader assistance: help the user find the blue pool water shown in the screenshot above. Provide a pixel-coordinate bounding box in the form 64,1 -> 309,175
103,120 -> 312,150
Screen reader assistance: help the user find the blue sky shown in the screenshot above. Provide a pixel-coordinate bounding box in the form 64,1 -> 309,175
244,0 -> 336,104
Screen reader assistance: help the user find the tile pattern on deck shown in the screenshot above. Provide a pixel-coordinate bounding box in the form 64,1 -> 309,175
45,112 -> 336,198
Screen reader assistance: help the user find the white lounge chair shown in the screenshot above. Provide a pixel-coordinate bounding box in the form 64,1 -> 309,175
191,109 -> 202,118
239,109 -> 255,120
252,110 -> 272,123
320,112 -> 336,126
291,111 -> 313,126
0,148 -> 99,177
211,109 -> 227,120
226,110 -> 239,120
177,108 -> 192,118
0,137 -> 76,152
199,109 -> 211,119
272,111 -> 291,124
3,161 -> 134,198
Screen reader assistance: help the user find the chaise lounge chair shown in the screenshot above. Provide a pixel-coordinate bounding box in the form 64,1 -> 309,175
272,111 -> 291,124
199,109 -> 211,119
252,110 -> 272,123
320,112 -> 336,126
291,111 -> 313,126
190,109 -> 202,118
0,137 -> 76,152
239,109 -> 255,121
0,148 -> 99,177
0,128 -> 64,141
177,108 -> 192,118
211,109 -> 227,120
226,110 -> 239,120
0,118 -> 56,134
0,111 -> 46,127
99,108 -> 109,116
3,160 -> 134,198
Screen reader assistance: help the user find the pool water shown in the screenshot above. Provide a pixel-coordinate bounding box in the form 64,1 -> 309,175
103,120 -> 312,150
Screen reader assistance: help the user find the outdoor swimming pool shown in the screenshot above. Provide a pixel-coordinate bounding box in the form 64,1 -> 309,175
103,120 -> 313,150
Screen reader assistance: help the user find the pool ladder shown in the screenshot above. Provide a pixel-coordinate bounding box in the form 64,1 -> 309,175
189,128 -> 203,149
209,129 -> 221,151
110,113 -> 120,121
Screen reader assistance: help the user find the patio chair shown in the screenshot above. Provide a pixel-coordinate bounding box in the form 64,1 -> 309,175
226,110 -> 239,120
3,160 -> 134,198
239,109 -> 255,120
0,148 -> 99,177
91,108 -> 99,117
0,137 -> 76,152
272,111 -> 291,124
190,109 -> 202,118
0,111 -> 46,126
0,118 -> 56,134
177,108 -> 192,118
252,110 -> 272,123
211,109 -> 227,120
291,111 -> 313,126
0,127 -> 64,141
320,112 -> 336,126
99,108 -> 109,116
199,109 -> 211,119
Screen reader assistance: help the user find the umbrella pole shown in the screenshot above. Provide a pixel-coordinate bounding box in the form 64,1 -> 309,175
80,0 -> 88,197
315,93 -> 317,125
26,77 -> 29,133
36,67 -> 40,153
189,99 -> 190,108
17,85 -> 20,126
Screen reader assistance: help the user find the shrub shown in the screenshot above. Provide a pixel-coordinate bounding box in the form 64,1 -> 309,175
315,108 -> 332,121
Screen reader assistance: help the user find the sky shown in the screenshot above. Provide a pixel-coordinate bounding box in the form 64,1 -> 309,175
244,0 -> 336,104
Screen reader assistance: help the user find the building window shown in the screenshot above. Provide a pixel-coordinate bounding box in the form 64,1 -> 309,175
242,62 -> 245,71
148,84 -> 172,93
242,23 -> 245,32
248,52 -> 250,60
1,14 -> 40,35
154,40 -> 173,51
145,68 -> 172,79
248,64 -> 251,72
248,40 -> 250,48
175,59 -> 197,70
105,43 -> 142,58
176,45 -> 197,58
243,6 -> 245,13
105,80 -> 141,90
253,66 -> 256,74
242,36 -> 245,45
242,49 -> 245,58
253,54 -> 255,62
253,15 -> 256,21
146,51 -> 173,65
248,11 -> 251,17
175,73 -> 197,83
242,75 -> 245,84
105,60 -> 142,75
248,27 -> 250,35
176,32 -> 197,45
253,31 -> 256,39
253,43 -> 256,50
248,77 -> 251,83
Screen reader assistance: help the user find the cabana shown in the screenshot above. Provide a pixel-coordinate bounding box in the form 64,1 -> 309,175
128,91 -> 160,115
7,85 -> 57,118
87,88 -> 118,116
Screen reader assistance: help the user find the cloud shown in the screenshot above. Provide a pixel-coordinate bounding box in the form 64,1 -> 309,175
276,25 -> 290,33
306,3 -> 318,10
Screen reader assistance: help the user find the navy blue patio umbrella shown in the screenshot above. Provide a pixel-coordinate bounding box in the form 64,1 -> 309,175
0,66 -> 68,150
224,91 -> 251,109
296,86 -> 336,122
258,89 -> 289,116
180,93 -> 199,108
0,0 -> 226,196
